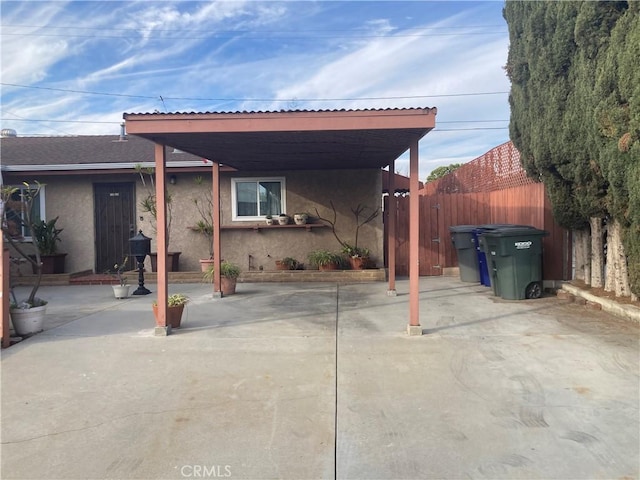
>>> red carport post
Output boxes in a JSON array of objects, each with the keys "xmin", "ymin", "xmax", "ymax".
[
  {"xmin": 407, "ymin": 139, "xmax": 422, "ymax": 335},
  {"xmin": 387, "ymin": 160, "xmax": 397, "ymax": 296},
  {"xmin": 212, "ymin": 161, "xmax": 222, "ymax": 296},
  {"xmin": 154, "ymin": 143, "xmax": 170, "ymax": 336}
]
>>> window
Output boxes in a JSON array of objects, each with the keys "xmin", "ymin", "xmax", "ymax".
[
  {"xmin": 1, "ymin": 185, "xmax": 45, "ymax": 239},
  {"xmin": 231, "ymin": 177, "xmax": 285, "ymax": 220}
]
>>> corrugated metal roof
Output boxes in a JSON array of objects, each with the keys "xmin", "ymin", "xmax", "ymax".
[{"xmin": 122, "ymin": 106, "xmax": 437, "ymax": 116}]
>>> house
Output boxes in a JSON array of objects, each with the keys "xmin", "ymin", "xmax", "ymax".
[{"xmin": 1, "ymin": 108, "xmax": 435, "ymax": 280}]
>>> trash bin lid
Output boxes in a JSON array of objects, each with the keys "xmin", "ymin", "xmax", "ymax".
[
  {"xmin": 449, "ymin": 225, "xmax": 478, "ymax": 233},
  {"xmin": 482, "ymin": 226, "xmax": 548, "ymax": 237}
]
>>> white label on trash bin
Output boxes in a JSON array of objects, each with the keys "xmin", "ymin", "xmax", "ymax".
[{"xmin": 515, "ymin": 241, "xmax": 532, "ymax": 249}]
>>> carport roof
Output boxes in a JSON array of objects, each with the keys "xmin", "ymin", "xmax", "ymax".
[{"xmin": 123, "ymin": 107, "xmax": 437, "ymax": 171}]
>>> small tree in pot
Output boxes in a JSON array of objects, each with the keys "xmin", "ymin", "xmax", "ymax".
[
  {"xmin": 1, "ymin": 182, "xmax": 48, "ymax": 335},
  {"xmin": 189, "ymin": 176, "xmax": 215, "ymax": 270}
]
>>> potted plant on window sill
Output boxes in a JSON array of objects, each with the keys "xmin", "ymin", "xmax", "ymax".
[
  {"xmin": 277, "ymin": 213, "xmax": 290, "ymax": 225},
  {"xmin": 152, "ymin": 293, "xmax": 189, "ymax": 328},
  {"xmin": 1, "ymin": 182, "xmax": 48, "ymax": 336},
  {"xmin": 203, "ymin": 260, "xmax": 241, "ymax": 295},
  {"xmin": 293, "ymin": 213, "xmax": 309, "ymax": 225}
]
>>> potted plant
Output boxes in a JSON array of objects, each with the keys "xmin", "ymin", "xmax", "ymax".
[
  {"xmin": 293, "ymin": 213, "xmax": 309, "ymax": 225},
  {"xmin": 109, "ymin": 256, "xmax": 131, "ymax": 299},
  {"xmin": 135, "ymin": 164, "xmax": 181, "ymax": 272},
  {"xmin": 342, "ymin": 245, "xmax": 370, "ymax": 270},
  {"xmin": 189, "ymin": 176, "xmax": 215, "ymax": 271},
  {"xmin": 275, "ymin": 257, "xmax": 299, "ymax": 270},
  {"xmin": 152, "ymin": 293, "xmax": 189, "ymax": 328},
  {"xmin": 307, "ymin": 249, "xmax": 342, "ymax": 271},
  {"xmin": 277, "ymin": 213, "xmax": 290, "ymax": 225},
  {"xmin": 1, "ymin": 182, "xmax": 48, "ymax": 336},
  {"xmin": 203, "ymin": 260, "xmax": 241, "ymax": 295},
  {"xmin": 31, "ymin": 217, "xmax": 67, "ymax": 274},
  {"xmin": 265, "ymin": 215, "xmax": 275, "ymax": 226}
]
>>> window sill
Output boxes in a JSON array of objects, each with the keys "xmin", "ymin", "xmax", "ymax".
[{"xmin": 220, "ymin": 223, "xmax": 327, "ymax": 232}]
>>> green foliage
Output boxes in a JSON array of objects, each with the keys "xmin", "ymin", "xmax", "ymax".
[
  {"xmin": 426, "ymin": 163, "xmax": 463, "ymax": 182},
  {"xmin": 32, "ymin": 217, "xmax": 63, "ymax": 255},
  {"xmin": 341, "ymin": 245, "xmax": 370, "ymax": 258},
  {"xmin": 505, "ymin": 0, "xmax": 639, "ymax": 296},
  {"xmin": 203, "ymin": 260, "xmax": 241, "ymax": 281},
  {"xmin": 307, "ymin": 249, "xmax": 341, "ymax": 267},
  {"xmin": 281, "ymin": 257, "xmax": 299, "ymax": 269},
  {"xmin": 153, "ymin": 293, "xmax": 189, "ymax": 307}
]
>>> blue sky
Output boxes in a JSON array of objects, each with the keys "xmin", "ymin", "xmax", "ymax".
[{"xmin": 0, "ymin": 1, "xmax": 511, "ymax": 179}]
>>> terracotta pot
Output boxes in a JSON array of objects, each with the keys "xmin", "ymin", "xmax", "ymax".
[
  {"xmin": 319, "ymin": 261, "xmax": 338, "ymax": 271},
  {"xmin": 199, "ymin": 258, "xmax": 215, "ymax": 272},
  {"xmin": 152, "ymin": 303, "xmax": 185, "ymax": 328},
  {"xmin": 349, "ymin": 256, "xmax": 367, "ymax": 270},
  {"xmin": 221, "ymin": 276, "xmax": 237, "ymax": 295}
]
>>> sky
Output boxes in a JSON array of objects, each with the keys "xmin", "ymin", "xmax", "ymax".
[{"xmin": 0, "ymin": 0, "xmax": 512, "ymax": 180}]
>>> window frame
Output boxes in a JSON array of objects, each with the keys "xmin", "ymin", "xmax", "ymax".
[
  {"xmin": 2, "ymin": 184, "xmax": 46, "ymax": 241},
  {"xmin": 230, "ymin": 177, "xmax": 286, "ymax": 221}
]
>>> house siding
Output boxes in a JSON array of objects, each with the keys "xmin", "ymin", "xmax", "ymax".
[
  {"xmin": 6, "ymin": 168, "xmax": 382, "ymax": 275},
  {"xmin": 162, "ymin": 169, "xmax": 383, "ymax": 272}
]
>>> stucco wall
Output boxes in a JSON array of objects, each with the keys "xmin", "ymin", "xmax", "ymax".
[
  {"xmin": 160, "ymin": 169, "xmax": 383, "ymax": 271},
  {"xmin": 6, "ymin": 168, "xmax": 382, "ymax": 274}
]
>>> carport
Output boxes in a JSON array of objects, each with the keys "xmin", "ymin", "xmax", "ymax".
[{"xmin": 122, "ymin": 107, "xmax": 437, "ymax": 335}]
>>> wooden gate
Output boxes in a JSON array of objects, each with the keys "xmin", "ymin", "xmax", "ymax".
[{"xmin": 94, "ymin": 183, "xmax": 136, "ymax": 273}]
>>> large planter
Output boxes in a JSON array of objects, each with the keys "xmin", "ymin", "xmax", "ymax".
[
  {"xmin": 348, "ymin": 256, "xmax": 367, "ymax": 270},
  {"xmin": 221, "ymin": 276, "xmax": 237, "ymax": 295},
  {"xmin": 319, "ymin": 261, "xmax": 339, "ymax": 271},
  {"xmin": 149, "ymin": 252, "xmax": 181, "ymax": 272},
  {"xmin": 199, "ymin": 258, "xmax": 215, "ymax": 272},
  {"xmin": 112, "ymin": 285, "xmax": 130, "ymax": 299},
  {"xmin": 10, "ymin": 305, "xmax": 47, "ymax": 336},
  {"xmin": 31, "ymin": 253, "xmax": 67, "ymax": 274},
  {"xmin": 152, "ymin": 304, "xmax": 185, "ymax": 328}
]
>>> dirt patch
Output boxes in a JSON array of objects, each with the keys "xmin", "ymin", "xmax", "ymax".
[{"xmin": 569, "ymin": 280, "xmax": 640, "ymax": 308}]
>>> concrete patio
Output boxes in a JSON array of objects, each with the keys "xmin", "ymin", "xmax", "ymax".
[{"xmin": 1, "ymin": 277, "xmax": 638, "ymax": 479}]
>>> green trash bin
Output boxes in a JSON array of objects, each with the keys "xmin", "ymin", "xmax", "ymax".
[
  {"xmin": 449, "ymin": 225, "xmax": 480, "ymax": 283},
  {"xmin": 481, "ymin": 227, "xmax": 548, "ymax": 300}
]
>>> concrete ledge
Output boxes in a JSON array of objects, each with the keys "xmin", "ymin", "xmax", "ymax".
[
  {"xmin": 241, "ymin": 268, "xmax": 386, "ymax": 283},
  {"xmin": 561, "ymin": 283, "xmax": 640, "ymax": 323}
]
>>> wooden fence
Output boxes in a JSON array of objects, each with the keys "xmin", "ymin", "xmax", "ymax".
[{"xmin": 385, "ymin": 142, "xmax": 571, "ymax": 281}]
